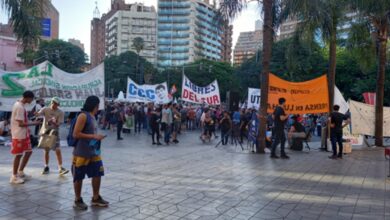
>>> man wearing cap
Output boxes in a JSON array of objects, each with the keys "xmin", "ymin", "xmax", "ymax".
[{"xmin": 36, "ymin": 97, "xmax": 69, "ymax": 175}]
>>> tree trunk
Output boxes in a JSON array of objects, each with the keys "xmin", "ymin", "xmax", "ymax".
[
  {"xmin": 256, "ymin": 0, "xmax": 273, "ymax": 154},
  {"xmin": 328, "ymin": 28, "xmax": 337, "ymax": 113},
  {"xmin": 374, "ymin": 24, "xmax": 387, "ymax": 147}
]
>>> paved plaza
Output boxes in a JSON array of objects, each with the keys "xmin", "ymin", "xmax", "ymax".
[{"xmin": 0, "ymin": 130, "xmax": 389, "ymax": 220}]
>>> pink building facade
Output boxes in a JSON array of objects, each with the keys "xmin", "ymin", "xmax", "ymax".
[{"xmin": 0, "ymin": 36, "xmax": 26, "ymax": 71}]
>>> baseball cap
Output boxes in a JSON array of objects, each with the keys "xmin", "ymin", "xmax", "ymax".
[{"xmin": 51, "ymin": 97, "xmax": 60, "ymax": 105}]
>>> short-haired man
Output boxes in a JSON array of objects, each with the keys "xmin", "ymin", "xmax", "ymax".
[
  {"xmin": 36, "ymin": 97, "xmax": 69, "ymax": 175},
  {"xmin": 271, "ymin": 97, "xmax": 289, "ymax": 159},
  {"xmin": 10, "ymin": 91, "xmax": 41, "ymax": 184},
  {"xmin": 328, "ymin": 105, "xmax": 349, "ymax": 159}
]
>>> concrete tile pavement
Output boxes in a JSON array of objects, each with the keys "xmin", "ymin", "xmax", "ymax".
[{"xmin": 0, "ymin": 129, "xmax": 389, "ymax": 220}]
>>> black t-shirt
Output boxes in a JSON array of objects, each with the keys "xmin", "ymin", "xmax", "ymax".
[
  {"xmin": 273, "ymin": 106, "xmax": 286, "ymax": 131},
  {"xmin": 292, "ymin": 121, "xmax": 305, "ymax": 133},
  {"xmin": 330, "ymin": 112, "xmax": 347, "ymax": 134}
]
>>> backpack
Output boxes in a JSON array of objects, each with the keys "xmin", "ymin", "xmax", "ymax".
[{"xmin": 67, "ymin": 112, "xmax": 92, "ymax": 147}]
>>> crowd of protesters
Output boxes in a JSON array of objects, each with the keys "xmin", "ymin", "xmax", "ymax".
[{"xmin": 0, "ymin": 92, "xmax": 350, "ymax": 211}]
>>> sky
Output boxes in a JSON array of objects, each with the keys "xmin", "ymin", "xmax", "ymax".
[{"xmin": 1, "ymin": 0, "xmax": 262, "ymax": 61}]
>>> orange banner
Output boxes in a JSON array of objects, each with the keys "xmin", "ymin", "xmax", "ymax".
[{"xmin": 268, "ymin": 74, "xmax": 329, "ymax": 114}]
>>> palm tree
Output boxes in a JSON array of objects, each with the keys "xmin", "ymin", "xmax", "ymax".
[
  {"xmin": 349, "ymin": 0, "xmax": 390, "ymax": 147},
  {"xmin": 1, "ymin": 0, "xmax": 45, "ymax": 52},
  {"xmin": 280, "ymin": 0, "xmax": 349, "ymax": 112},
  {"xmin": 218, "ymin": 0, "xmax": 278, "ymax": 153},
  {"xmin": 132, "ymin": 37, "xmax": 145, "ymax": 83}
]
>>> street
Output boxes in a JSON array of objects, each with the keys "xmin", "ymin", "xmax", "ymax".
[{"xmin": 0, "ymin": 129, "xmax": 389, "ymax": 220}]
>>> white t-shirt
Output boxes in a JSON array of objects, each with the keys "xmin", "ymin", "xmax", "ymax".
[{"xmin": 11, "ymin": 101, "xmax": 28, "ymax": 139}]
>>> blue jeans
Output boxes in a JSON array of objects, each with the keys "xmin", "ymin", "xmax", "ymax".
[{"xmin": 331, "ymin": 132, "xmax": 343, "ymax": 156}]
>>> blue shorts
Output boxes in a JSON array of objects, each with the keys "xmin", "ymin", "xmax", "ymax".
[{"xmin": 72, "ymin": 156, "xmax": 104, "ymax": 182}]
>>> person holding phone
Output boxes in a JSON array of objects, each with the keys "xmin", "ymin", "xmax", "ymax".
[{"xmin": 72, "ymin": 96, "xmax": 109, "ymax": 210}]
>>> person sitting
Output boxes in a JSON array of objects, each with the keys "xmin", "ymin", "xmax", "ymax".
[{"xmin": 288, "ymin": 115, "xmax": 306, "ymax": 150}]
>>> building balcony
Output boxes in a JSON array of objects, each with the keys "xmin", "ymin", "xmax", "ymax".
[
  {"xmin": 158, "ymin": 17, "xmax": 190, "ymax": 23},
  {"xmin": 158, "ymin": 24, "xmax": 190, "ymax": 31},
  {"xmin": 158, "ymin": 39, "xmax": 189, "ymax": 46},
  {"xmin": 158, "ymin": 32, "xmax": 190, "ymax": 38},
  {"xmin": 196, "ymin": 5, "xmax": 215, "ymax": 17},
  {"xmin": 158, "ymin": 1, "xmax": 191, "ymax": 8},
  {"xmin": 158, "ymin": 47, "xmax": 189, "ymax": 53},
  {"xmin": 159, "ymin": 9, "xmax": 190, "ymax": 15},
  {"xmin": 158, "ymin": 54, "xmax": 189, "ymax": 60}
]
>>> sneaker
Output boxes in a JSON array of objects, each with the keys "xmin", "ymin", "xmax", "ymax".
[
  {"xmin": 10, "ymin": 176, "xmax": 25, "ymax": 184},
  {"xmin": 59, "ymin": 167, "xmax": 69, "ymax": 176},
  {"xmin": 117, "ymin": 138, "xmax": 123, "ymax": 140},
  {"xmin": 18, "ymin": 171, "xmax": 32, "ymax": 180},
  {"xmin": 73, "ymin": 198, "xmax": 88, "ymax": 210},
  {"xmin": 42, "ymin": 166, "xmax": 50, "ymax": 175},
  {"xmin": 152, "ymin": 142, "xmax": 156, "ymax": 145},
  {"xmin": 337, "ymin": 155, "xmax": 343, "ymax": 159},
  {"xmin": 173, "ymin": 139, "xmax": 179, "ymax": 144},
  {"xmin": 270, "ymin": 155, "xmax": 280, "ymax": 159},
  {"xmin": 91, "ymin": 196, "xmax": 109, "ymax": 207},
  {"xmin": 281, "ymin": 155, "xmax": 290, "ymax": 159},
  {"xmin": 157, "ymin": 142, "xmax": 162, "ymax": 145},
  {"xmin": 329, "ymin": 155, "xmax": 338, "ymax": 160}
]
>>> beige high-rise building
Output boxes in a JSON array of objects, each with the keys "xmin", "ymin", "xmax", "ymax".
[
  {"xmin": 233, "ymin": 30, "xmax": 263, "ymax": 66},
  {"xmin": 105, "ymin": 3, "xmax": 157, "ymax": 65},
  {"xmin": 278, "ymin": 17, "xmax": 301, "ymax": 40},
  {"xmin": 90, "ymin": 0, "xmax": 130, "ymax": 68},
  {"xmin": 68, "ymin": 38, "xmax": 85, "ymax": 52}
]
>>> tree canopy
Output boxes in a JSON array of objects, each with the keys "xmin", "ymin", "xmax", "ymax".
[{"xmin": 35, "ymin": 39, "xmax": 87, "ymax": 73}]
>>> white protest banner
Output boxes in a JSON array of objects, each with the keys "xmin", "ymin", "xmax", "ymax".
[
  {"xmin": 247, "ymin": 88, "xmax": 261, "ymax": 109},
  {"xmin": 181, "ymin": 75, "xmax": 220, "ymax": 105},
  {"xmin": 349, "ymin": 100, "xmax": 390, "ymax": 136},
  {"xmin": 334, "ymin": 86, "xmax": 349, "ymax": 114},
  {"xmin": 126, "ymin": 78, "xmax": 170, "ymax": 104},
  {"xmin": 343, "ymin": 126, "xmax": 364, "ymax": 146},
  {"xmin": 0, "ymin": 61, "xmax": 104, "ymax": 112}
]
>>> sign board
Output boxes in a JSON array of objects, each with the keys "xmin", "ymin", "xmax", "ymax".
[
  {"xmin": 181, "ymin": 75, "xmax": 221, "ymax": 105},
  {"xmin": 0, "ymin": 61, "xmax": 105, "ymax": 112},
  {"xmin": 126, "ymin": 78, "xmax": 170, "ymax": 104},
  {"xmin": 349, "ymin": 100, "xmax": 390, "ymax": 137},
  {"xmin": 268, "ymin": 73, "xmax": 329, "ymax": 114},
  {"xmin": 41, "ymin": 18, "xmax": 51, "ymax": 37}
]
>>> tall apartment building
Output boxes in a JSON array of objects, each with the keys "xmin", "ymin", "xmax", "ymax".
[
  {"xmin": 157, "ymin": 0, "xmax": 229, "ymax": 68},
  {"xmin": 220, "ymin": 21, "xmax": 233, "ymax": 63},
  {"xmin": 90, "ymin": 0, "xmax": 130, "ymax": 68},
  {"xmin": 278, "ymin": 17, "xmax": 301, "ymax": 40},
  {"xmin": 105, "ymin": 4, "xmax": 157, "ymax": 65},
  {"xmin": 233, "ymin": 29, "xmax": 263, "ymax": 66}
]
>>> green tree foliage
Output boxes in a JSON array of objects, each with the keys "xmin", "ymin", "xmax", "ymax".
[
  {"xmin": 154, "ymin": 60, "xmax": 238, "ymax": 102},
  {"xmin": 235, "ymin": 37, "xmax": 327, "ymax": 96},
  {"xmin": 104, "ymin": 51, "xmax": 156, "ymax": 97},
  {"xmin": 35, "ymin": 39, "xmax": 87, "ymax": 73},
  {"xmin": 235, "ymin": 38, "xmax": 390, "ymax": 106}
]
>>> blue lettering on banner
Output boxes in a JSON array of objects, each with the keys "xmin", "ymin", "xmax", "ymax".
[
  {"xmin": 128, "ymin": 83, "xmax": 156, "ymax": 100},
  {"xmin": 129, "ymin": 84, "xmax": 137, "ymax": 95}
]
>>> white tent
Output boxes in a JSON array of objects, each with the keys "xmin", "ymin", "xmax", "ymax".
[{"xmin": 115, "ymin": 91, "xmax": 127, "ymax": 102}]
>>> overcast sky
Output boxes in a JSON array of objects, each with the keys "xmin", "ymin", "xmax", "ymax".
[{"xmin": 1, "ymin": 0, "xmax": 262, "ymax": 61}]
